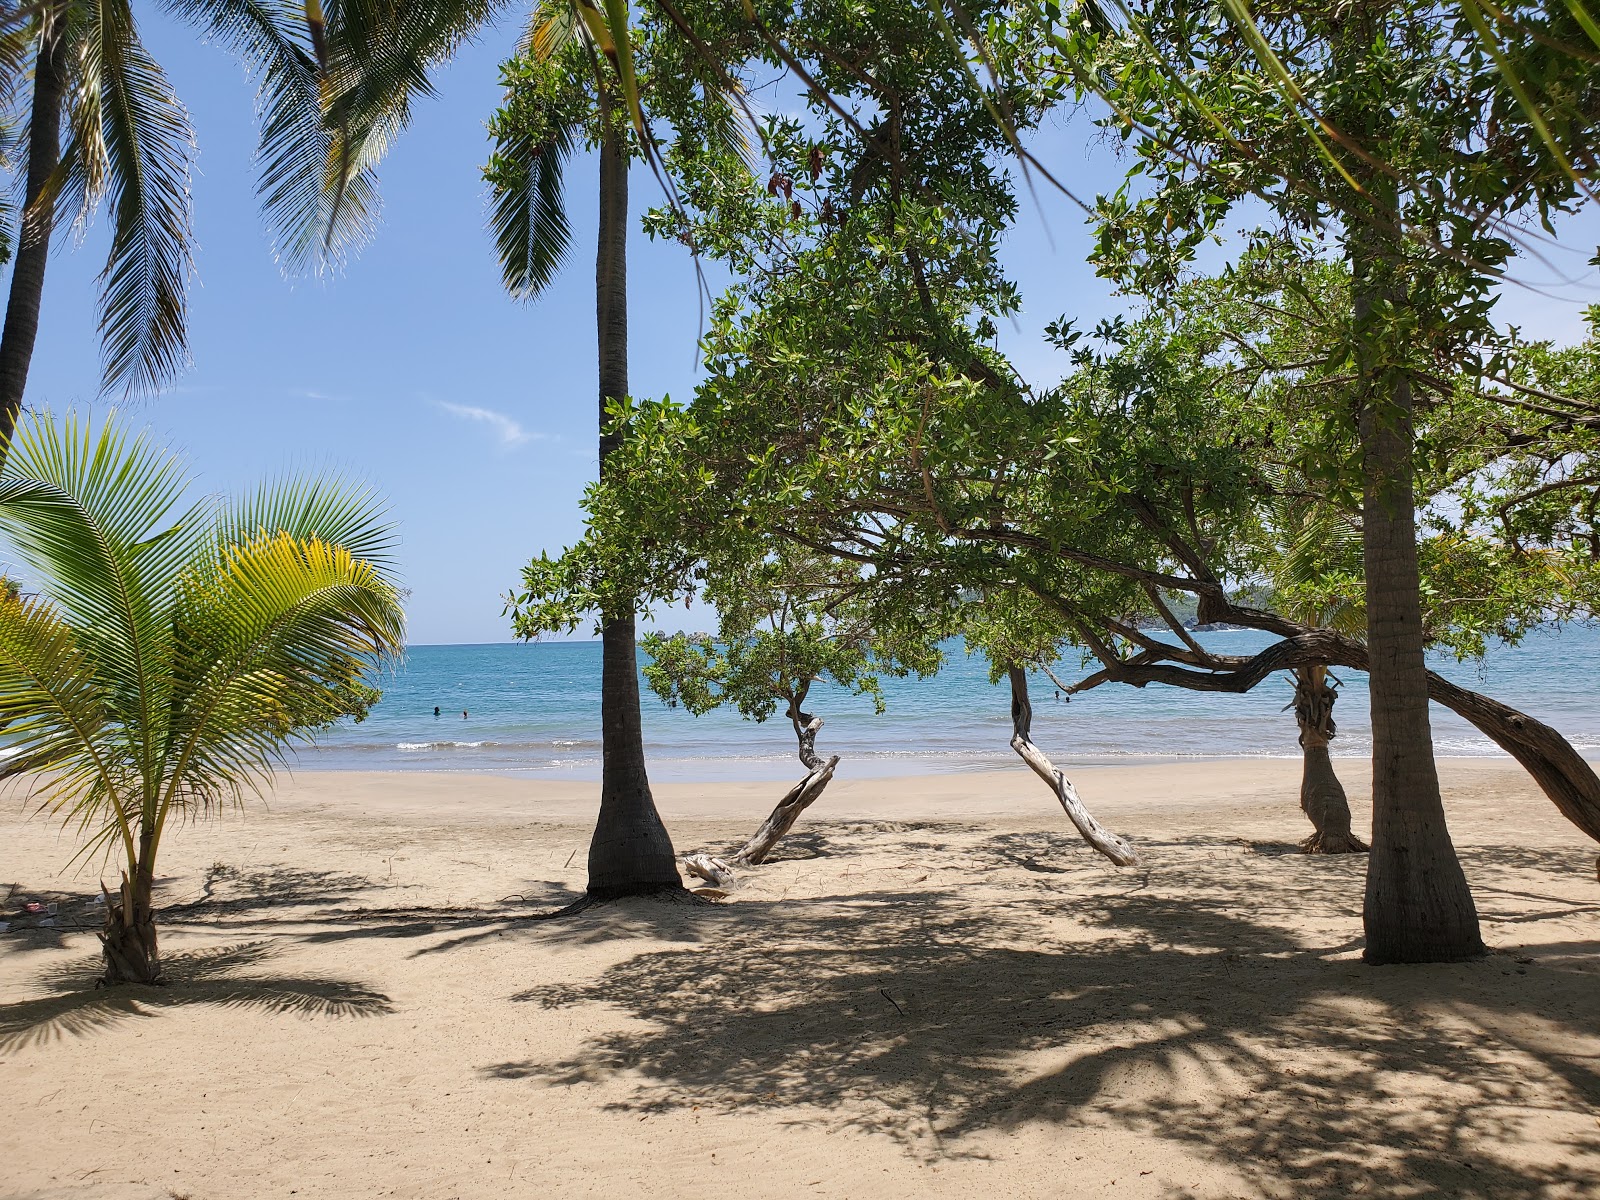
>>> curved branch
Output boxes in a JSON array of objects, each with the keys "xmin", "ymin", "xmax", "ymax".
[{"xmin": 1008, "ymin": 666, "xmax": 1139, "ymax": 866}]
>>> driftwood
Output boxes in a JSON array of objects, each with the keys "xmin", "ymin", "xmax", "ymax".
[
  {"xmin": 1008, "ymin": 666, "xmax": 1140, "ymax": 866},
  {"xmin": 681, "ymin": 700, "xmax": 840, "ymax": 889}
]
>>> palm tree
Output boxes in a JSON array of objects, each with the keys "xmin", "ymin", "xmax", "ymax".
[
  {"xmin": 0, "ymin": 1, "xmax": 483, "ymax": 455},
  {"xmin": 0, "ymin": 412, "xmax": 405, "ymax": 984},
  {"xmin": 488, "ymin": 1, "xmax": 751, "ymax": 896}
]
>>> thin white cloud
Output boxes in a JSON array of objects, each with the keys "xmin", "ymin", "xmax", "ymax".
[{"xmin": 434, "ymin": 400, "xmax": 541, "ymax": 448}]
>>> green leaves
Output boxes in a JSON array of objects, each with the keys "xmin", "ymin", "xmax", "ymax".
[
  {"xmin": 65, "ymin": 0, "xmax": 197, "ymax": 395},
  {"xmin": 0, "ymin": 411, "xmax": 404, "ymax": 877},
  {"xmin": 484, "ymin": 50, "xmax": 585, "ymax": 299}
]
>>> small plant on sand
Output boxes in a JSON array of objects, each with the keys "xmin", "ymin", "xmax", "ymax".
[{"xmin": 0, "ymin": 413, "xmax": 404, "ymax": 985}]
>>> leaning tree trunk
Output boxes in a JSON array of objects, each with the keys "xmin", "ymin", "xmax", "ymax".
[
  {"xmin": 0, "ymin": 16, "xmax": 69, "ymax": 457},
  {"xmin": 585, "ymin": 115, "xmax": 680, "ymax": 898},
  {"xmin": 1292, "ymin": 664, "xmax": 1367, "ymax": 854},
  {"xmin": 1358, "ymin": 360, "xmax": 1484, "ymax": 962},
  {"xmin": 682, "ymin": 701, "xmax": 839, "ymax": 889},
  {"xmin": 1008, "ymin": 666, "xmax": 1139, "ymax": 866},
  {"xmin": 100, "ymin": 826, "xmax": 161, "ymax": 985}
]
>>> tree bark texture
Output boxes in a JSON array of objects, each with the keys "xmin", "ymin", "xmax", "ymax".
[
  {"xmin": 100, "ymin": 823, "xmax": 162, "ymax": 985},
  {"xmin": 0, "ymin": 15, "xmax": 68, "ymax": 455},
  {"xmin": 1358, "ymin": 363, "xmax": 1484, "ymax": 963},
  {"xmin": 1008, "ymin": 667, "xmax": 1139, "ymax": 866},
  {"xmin": 1057, "ymin": 621, "xmax": 1600, "ymax": 847},
  {"xmin": 586, "ymin": 118, "xmax": 680, "ymax": 897},
  {"xmin": 1292, "ymin": 665, "xmax": 1367, "ymax": 854},
  {"xmin": 681, "ymin": 706, "xmax": 839, "ymax": 889}
]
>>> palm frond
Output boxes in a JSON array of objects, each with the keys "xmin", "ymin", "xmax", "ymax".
[
  {"xmin": 487, "ymin": 99, "xmax": 577, "ymax": 300},
  {"xmin": 80, "ymin": 0, "xmax": 196, "ymax": 395},
  {"xmin": 526, "ymin": 0, "xmax": 578, "ymax": 58},
  {"xmin": 0, "ymin": 412, "xmax": 205, "ymax": 775},
  {"xmin": 0, "ymin": 411, "xmax": 407, "ymax": 887},
  {"xmin": 219, "ymin": 473, "xmax": 398, "ymax": 578},
  {"xmin": 309, "ymin": 0, "xmax": 506, "ymax": 269},
  {"xmin": 157, "ymin": 0, "xmax": 334, "ymax": 267},
  {"xmin": 163, "ymin": 531, "xmax": 404, "ymax": 820}
]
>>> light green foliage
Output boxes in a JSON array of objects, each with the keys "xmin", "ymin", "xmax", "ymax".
[
  {"xmin": 1154, "ymin": 245, "xmax": 1600, "ymax": 659},
  {"xmin": 0, "ymin": 412, "xmax": 405, "ymax": 878},
  {"xmin": 639, "ymin": 552, "xmax": 941, "ymax": 734},
  {"xmin": 509, "ymin": 0, "xmax": 1599, "ymax": 713},
  {"xmin": 1044, "ymin": 0, "xmax": 1597, "ymax": 299}
]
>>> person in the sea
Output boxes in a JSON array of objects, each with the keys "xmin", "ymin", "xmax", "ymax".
[
  {"xmin": 434, "ymin": 706, "xmax": 440, "ymax": 718},
  {"xmin": 462, "ymin": 710, "xmax": 468, "ymax": 719}
]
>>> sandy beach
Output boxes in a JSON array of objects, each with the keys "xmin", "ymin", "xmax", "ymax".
[{"xmin": 2, "ymin": 757, "xmax": 1597, "ymax": 1199}]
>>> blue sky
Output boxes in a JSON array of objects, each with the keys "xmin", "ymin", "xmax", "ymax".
[{"xmin": 14, "ymin": 11, "xmax": 1600, "ymax": 645}]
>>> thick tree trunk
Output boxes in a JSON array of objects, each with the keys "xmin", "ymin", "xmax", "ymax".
[
  {"xmin": 1358, "ymin": 364, "xmax": 1484, "ymax": 962},
  {"xmin": 586, "ymin": 117, "xmax": 680, "ymax": 898},
  {"xmin": 1008, "ymin": 666, "xmax": 1139, "ymax": 866},
  {"xmin": 1292, "ymin": 665, "xmax": 1367, "ymax": 854},
  {"xmin": 100, "ymin": 826, "xmax": 161, "ymax": 985},
  {"xmin": 681, "ymin": 705, "xmax": 839, "ymax": 889},
  {"xmin": 0, "ymin": 15, "xmax": 68, "ymax": 456}
]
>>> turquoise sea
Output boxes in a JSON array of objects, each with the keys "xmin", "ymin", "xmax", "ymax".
[{"xmin": 301, "ymin": 628, "xmax": 1600, "ymax": 781}]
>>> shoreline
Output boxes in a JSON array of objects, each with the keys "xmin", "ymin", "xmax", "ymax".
[
  {"xmin": 275, "ymin": 745, "xmax": 1587, "ymax": 780},
  {"xmin": 5, "ymin": 755, "xmax": 1589, "ymax": 833}
]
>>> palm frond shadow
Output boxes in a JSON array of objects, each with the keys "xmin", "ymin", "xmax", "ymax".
[
  {"xmin": 0, "ymin": 941, "xmax": 392, "ymax": 1052},
  {"xmin": 483, "ymin": 874, "xmax": 1600, "ymax": 1196}
]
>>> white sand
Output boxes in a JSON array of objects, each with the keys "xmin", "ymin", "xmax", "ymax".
[{"xmin": 2, "ymin": 758, "xmax": 1597, "ymax": 1199}]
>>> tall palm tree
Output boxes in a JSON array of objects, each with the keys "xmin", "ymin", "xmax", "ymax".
[
  {"xmin": 488, "ymin": 1, "xmax": 750, "ymax": 896},
  {"xmin": 0, "ymin": 1, "xmax": 489, "ymax": 456},
  {"xmin": 488, "ymin": 26, "xmax": 678, "ymax": 896},
  {"xmin": 0, "ymin": 411, "xmax": 405, "ymax": 984}
]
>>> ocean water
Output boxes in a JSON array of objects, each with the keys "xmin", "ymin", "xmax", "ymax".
[{"xmin": 300, "ymin": 627, "xmax": 1600, "ymax": 781}]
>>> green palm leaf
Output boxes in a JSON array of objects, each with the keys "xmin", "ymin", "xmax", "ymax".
[
  {"xmin": 0, "ymin": 411, "xmax": 405, "ymax": 984},
  {"xmin": 72, "ymin": 0, "xmax": 196, "ymax": 395},
  {"xmin": 488, "ymin": 95, "xmax": 578, "ymax": 299}
]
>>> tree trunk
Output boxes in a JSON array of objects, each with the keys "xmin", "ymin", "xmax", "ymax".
[
  {"xmin": 586, "ymin": 115, "xmax": 680, "ymax": 898},
  {"xmin": 1358, "ymin": 363, "xmax": 1484, "ymax": 963},
  {"xmin": 0, "ymin": 15, "xmax": 69, "ymax": 457},
  {"xmin": 100, "ymin": 825, "xmax": 161, "ymax": 985},
  {"xmin": 1292, "ymin": 665, "xmax": 1367, "ymax": 854},
  {"xmin": 681, "ymin": 706, "xmax": 839, "ymax": 889},
  {"xmin": 1008, "ymin": 666, "xmax": 1139, "ymax": 866}
]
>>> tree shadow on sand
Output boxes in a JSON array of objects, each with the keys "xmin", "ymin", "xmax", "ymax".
[
  {"xmin": 481, "ymin": 846, "xmax": 1600, "ymax": 1198},
  {"xmin": 0, "ymin": 941, "xmax": 393, "ymax": 1052}
]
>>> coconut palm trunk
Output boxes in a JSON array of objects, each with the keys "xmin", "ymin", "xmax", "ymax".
[
  {"xmin": 1291, "ymin": 664, "xmax": 1366, "ymax": 854},
  {"xmin": 101, "ymin": 822, "xmax": 162, "ymax": 985},
  {"xmin": 586, "ymin": 115, "xmax": 680, "ymax": 896},
  {"xmin": 1357, "ymin": 362, "xmax": 1483, "ymax": 962},
  {"xmin": 0, "ymin": 15, "xmax": 68, "ymax": 454}
]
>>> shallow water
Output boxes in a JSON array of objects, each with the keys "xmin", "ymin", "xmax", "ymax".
[{"xmin": 298, "ymin": 627, "xmax": 1600, "ymax": 781}]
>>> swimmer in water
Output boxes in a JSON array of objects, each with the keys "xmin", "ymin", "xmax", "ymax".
[
  {"xmin": 462, "ymin": 710, "xmax": 468, "ymax": 719},
  {"xmin": 434, "ymin": 706, "xmax": 440, "ymax": 717}
]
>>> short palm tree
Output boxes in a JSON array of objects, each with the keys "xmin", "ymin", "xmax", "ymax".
[{"xmin": 0, "ymin": 412, "xmax": 405, "ymax": 984}]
